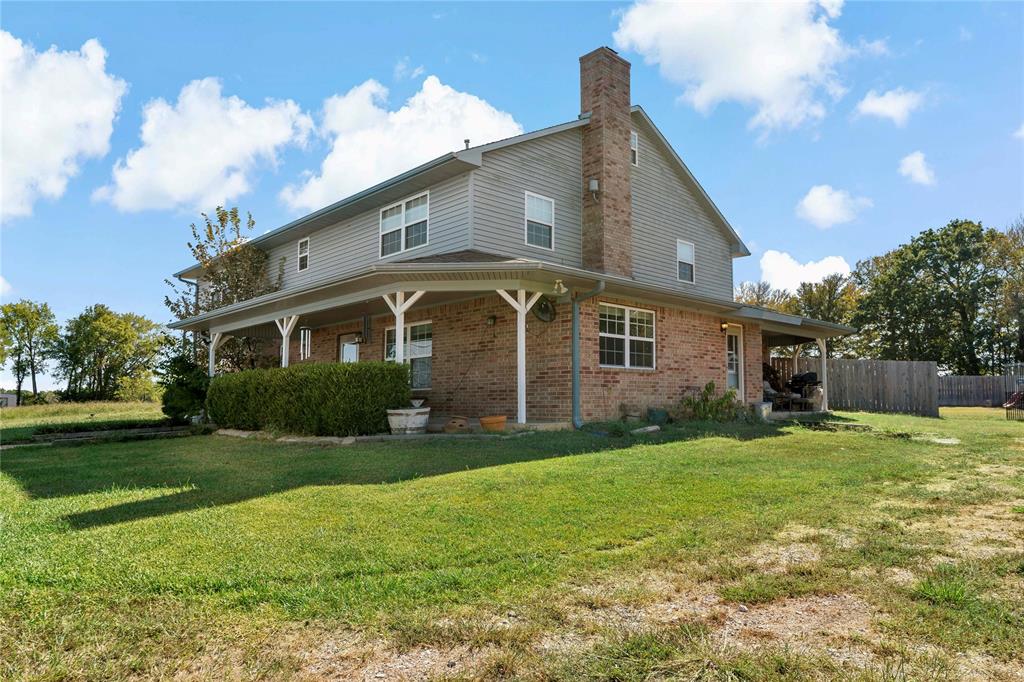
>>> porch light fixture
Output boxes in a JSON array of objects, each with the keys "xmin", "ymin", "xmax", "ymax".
[
  {"xmin": 552, "ymin": 279, "xmax": 568, "ymax": 296},
  {"xmin": 720, "ymin": 321, "xmax": 729, "ymax": 334},
  {"xmin": 486, "ymin": 315, "xmax": 497, "ymax": 326}
]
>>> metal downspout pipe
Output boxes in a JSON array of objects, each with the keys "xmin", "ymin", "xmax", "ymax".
[{"xmin": 572, "ymin": 281, "xmax": 606, "ymax": 429}]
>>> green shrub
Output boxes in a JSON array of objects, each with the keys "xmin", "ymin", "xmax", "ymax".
[
  {"xmin": 206, "ymin": 362, "xmax": 411, "ymax": 436},
  {"xmin": 159, "ymin": 350, "xmax": 210, "ymax": 424},
  {"xmin": 679, "ymin": 381, "xmax": 742, "ymax": 421}
]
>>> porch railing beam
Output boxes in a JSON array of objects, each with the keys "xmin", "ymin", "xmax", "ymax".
[
  {"xmin": 497, "ymin": 288, "xmax": 543, "ymax": 424},
  {"xmin": 208, "ymin": 331, "xmax": 228, "ymax": 377},
  {"xmin": 274, "ymin": 315, "xmax": 299, "ymax": 367},
  {"xmin": 816, "ymin": 338, "xmax": 829, "ymax": 411},
  {"xmin": 382, "ymin": 290, "xmax": 425, "ymax": 366}
]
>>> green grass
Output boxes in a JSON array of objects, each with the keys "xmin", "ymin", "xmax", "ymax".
[
  {"xmin": 0, "ymin": 401, "xmax": 165, "ymax": 442},
  {"xmin": 0, "ymin": 407, "xmax": 1022, "ymax": 679}
]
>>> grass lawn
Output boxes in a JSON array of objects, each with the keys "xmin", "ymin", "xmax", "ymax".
[
  {"xmin": 1, "ymin": 407, "xmax": 1022, "ymax": 680},
  {"xmin": 0, "ymin": 401, "xmax": 165, "ymax": 443}
]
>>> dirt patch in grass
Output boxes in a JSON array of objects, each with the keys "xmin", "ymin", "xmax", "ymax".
[{"xmin": 911, "ymin": 500, "xmax": 1024, "ymax": 559}]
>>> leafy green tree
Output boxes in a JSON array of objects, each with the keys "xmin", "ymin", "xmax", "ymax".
[
  {"xmin": 158, "ymin": 343, "xmax": 210, "ymax": 423},
  {"xmin": 0, "ymin": 300, "xmax": 59, "ymax": 404},
  {"xmin": 51, "ymin": 304, "xmax": 168, "ymax": 400},
  {"xmin": 853, "ymin": 219, "xmax": 1005, "ymax": 374},
  {"xmin": 164, "ymin": 207, "xmax": 284, "ymax": 371},
  {"xmin": 115, "ymin": 372, "xmax": 164, "ymax": 402},
  {"xmin": 734, "ymin": 281, "xmax": 797, "ymax": 313},
  {"xmin": 995, "ymin": 215, "xmax": 1024, "ymax": 362},
  {"xmin": 793, "ymin": 274, "xmax": 860, "ymax": 357}
]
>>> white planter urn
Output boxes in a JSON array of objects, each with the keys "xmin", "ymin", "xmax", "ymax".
[{"xmin": 386, "ymin": 406, "xmax": 431, "ymax": 434}]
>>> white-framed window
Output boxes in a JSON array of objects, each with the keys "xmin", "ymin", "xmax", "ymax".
[
  {"xmin": 299, "ymin": 327, "xmax": 312, "ymax": 360},
  {"xmin": 676, "ymin": 239, "xmax": 695, "ymax": 283},
  {"xmin": 385, "ymin": 321, "xmax": 432, "ymax": 389},
  {"xmin": 524, "ymin": 192, "xmax": 554, "ymax": 250},
  {"xmin": 297, "ymin": 238, "xmax": 310, "ymax": 272},
  {"xmin": 598, "ymin": 303, "xmax": 655, "ymax": 369},
  {"xmin": 630, "ymin": 130, "xmax": 639, "ymax": 166},
  {"xmin": 380, "ymin": 191, "xmax": 429, "ymax": 257}
]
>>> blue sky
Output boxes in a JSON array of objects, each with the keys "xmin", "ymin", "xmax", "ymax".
[{"xmin": 2, "ymin": 1, "xmax": 1022, "ymax": 389}]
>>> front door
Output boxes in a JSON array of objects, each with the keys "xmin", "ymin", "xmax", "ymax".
[{"xmin": 726, "ymin": 326, "xmax": 744, "ymax": 398}]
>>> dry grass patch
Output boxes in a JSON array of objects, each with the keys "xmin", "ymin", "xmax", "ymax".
[{"xmin": 910, "ymin": 500, "xmax": 1024, "ymax": 560}]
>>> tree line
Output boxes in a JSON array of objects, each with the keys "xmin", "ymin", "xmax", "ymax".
[
  {"xmin": 737, "ymin": 218, "xmax": 1023, "ymax": 375},
  {"xmin": 0, "ymin": 302, "xmax": 165, "ymax": 405}
]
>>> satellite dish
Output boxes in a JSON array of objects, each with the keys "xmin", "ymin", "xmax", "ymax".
[{"xmin": 532, "ymin": 296, "xmax": 557, "ymax": 323}]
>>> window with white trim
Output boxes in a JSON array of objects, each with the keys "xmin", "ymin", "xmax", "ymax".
[
  {"xmin": 380, "ymin": 192, "xmax": 429, "ymax": 257},
  {"xmin": 599, "ymin": 303, "xmax": 655, "ymax": 369},
  {"xmin": 676, "ymin": 240, "xmax": 695, "ymax": 283},
  {"xmin": 297, "ymin": 238, "xmax": 309, "ymax": 271},
  {"xmin": 630, "ymin": 131, "xmax": 639, "ymax": 166},
  {"xmin": 299, "ymin": 327, "xmax": 312, "ymax": 360},
  {"xmin": 525, "ymin": 192, "xmax": 554, "ymax": 249},
  {"xmin": 385, "ymin": 321, "xmax": 432, "ymax": 389}
]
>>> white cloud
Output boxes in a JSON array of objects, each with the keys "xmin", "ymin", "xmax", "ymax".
[
  {"xmin": 898, "ymin": 150, "xmax": 935, "ymax": 186},
  {"xmin": 281, "ymin": 76, "xmax": 522, "ymax": 213},
  {"xmin": 796, "ymin": 184, "xmax": 872, "ymax": 229},
  {"xmin": 1014, "ymin": 123, "xmax": 1024, "ymax": 140},
  {"xmin": 855, "ymin": 87, "xmax": 923, "ymax": 126},
  {"xmin": 613, "ymin": 0, "xmax": 849, "ymax": 133},
  {"xmin": 393, "ymin": 57, "xmax": 425, "ymax": 80},
  {"xmin": 0, "ymin": 275, "xmax": 11, "ymax": 297},
  {"xmin": 0, "ymin": 31, "xmax": 126, "ymax": 221},
  {"xmin": 760, "ymin": 250, "xmax": 851, "ymax": 292},
  {"xmin": 95, "ymin": 78, "xmax": 312, "ymax": 212},
  {"xmin": 857, "ymin": 37, "xmax": 890, "ymax": 57}
]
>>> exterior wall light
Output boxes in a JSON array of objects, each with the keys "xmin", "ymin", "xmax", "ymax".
[
  {"xmin": 721, "ymin": 321, "xmax": 730, "ymax": 333},
  {"xmin": 486, "ymin": 315, "xmax": 498, "ymax": 326},
  {"xmin": 552, "ymin": 279, "xmax": 568, "ymax": 295}
]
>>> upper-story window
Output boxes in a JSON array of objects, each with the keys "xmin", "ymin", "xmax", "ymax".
[
  {"xmin": 630, "ymin": 131, "xmax": 639, "ymax": 166},
  {"xmin": 297, "ymin": 238, "xmax": 310, "ymax": 272},
  {"xmin": 676, "ymin": 239, "xmax": 695, "ymax": 283},
  {"xmin": 525, "ymin": 192, "xmax": 554, "ymax": 250},
  {"xmin": 380, "ymin": 192, "xmax": 429, "ymax": 257},
  {"xmin": 599, "ymin": 303, "xmax": 655, "ymax": 369}
]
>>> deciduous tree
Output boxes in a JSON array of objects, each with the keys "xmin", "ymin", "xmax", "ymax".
[
  {"xmin": 164, "ymin": 207, "xmax": 283, "ymax": 370},
  {"xmin": 0, "ymin": 300, "xmax": 59, "ymax": 404}
]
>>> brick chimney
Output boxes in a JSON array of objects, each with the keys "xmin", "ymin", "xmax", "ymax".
[{"xmin": 580, "ymin": 47, "xmax": 632, "ymax": 277}]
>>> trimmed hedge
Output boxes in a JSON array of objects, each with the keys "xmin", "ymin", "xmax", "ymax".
[{"xmin": 206, "ymin": 362, "xmax": 411, "ymax": 436}]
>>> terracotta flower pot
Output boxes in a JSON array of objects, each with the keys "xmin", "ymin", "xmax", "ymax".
[{"xmin": 479, "ymin": 415, "xmax": 507, "ymax": 432}]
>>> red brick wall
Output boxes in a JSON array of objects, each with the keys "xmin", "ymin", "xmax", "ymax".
[
  {"xmin": 576, "ymin": 297, "xmax": 761, "ymax": 420},
  {"xmin": 580, "ymin": 47, "xmax": 633, "ymax": 277},
  {"xmin": 282, "ymin": 293, "xmax": 763, "ymax": 423}
]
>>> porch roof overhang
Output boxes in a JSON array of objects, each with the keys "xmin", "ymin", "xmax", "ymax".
[{"xmin": 168, "ymin": 255, "xmax": 855, "ymax": 343}]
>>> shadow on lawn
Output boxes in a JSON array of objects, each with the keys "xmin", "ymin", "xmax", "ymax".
[{"xmin": 3, "ymin": 420, "xmax": 794, "ymax": 530}]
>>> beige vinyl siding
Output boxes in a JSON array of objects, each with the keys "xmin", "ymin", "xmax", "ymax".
[
  {"xmin": 266, "ymin": 173, "xmax": 471, "ymax": 290},
  {"xmin": 630, "ymin": 120, "xmax": 735, "ymax": 301},
  {"xmin": 471, "ymin": 129, "xmax": 583, "ymax": 266}
]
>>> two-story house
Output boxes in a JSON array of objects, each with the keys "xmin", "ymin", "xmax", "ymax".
[{"xmin": 169, "ymin": 47, "xmax": 852, "ymax": 426}]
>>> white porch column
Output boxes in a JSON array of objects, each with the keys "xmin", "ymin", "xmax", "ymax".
[
  {"xmin": 208, "ymin": 332, "xmax": 227, "ymax": 377},
  {"xmin": 275, "ymin": 315, "xmax": 300, "ymax": 367},
  {"xmin": 816, "ymin": 337, "xmax": 829, "ymax": 411},
  {"xmin": 497, "ymin": 288, "xmax": 543, "ymax": 424},
  {"xmin": 382, "ymin": 290, "xmax": 426, "ymax": 367}
]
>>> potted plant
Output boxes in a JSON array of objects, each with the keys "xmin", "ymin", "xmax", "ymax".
[
  {"xmin": 479, "ymin": 415, "xmax": 507, "ymax": 432},
  {"xmin": 387, "ymin": 401, "xmax": 431, "ymax": 434}
]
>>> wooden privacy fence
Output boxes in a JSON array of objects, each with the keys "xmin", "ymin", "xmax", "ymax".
[
  {"xmin": 938, "ymin": 375, "xmax": 1008, "ymax": 407},
  {"xmin": 769, "ymin": 357, "xmax": 939, "ymax": 417}
]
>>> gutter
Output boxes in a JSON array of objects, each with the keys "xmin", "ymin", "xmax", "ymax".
[{"xmin": 572, "ymin": 281, "xmax": 605, "ymax": 429}]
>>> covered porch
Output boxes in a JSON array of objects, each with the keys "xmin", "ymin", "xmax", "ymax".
[{"xmin": 181, "ymin": 257, "xmax": 599, "ymax": 426}]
